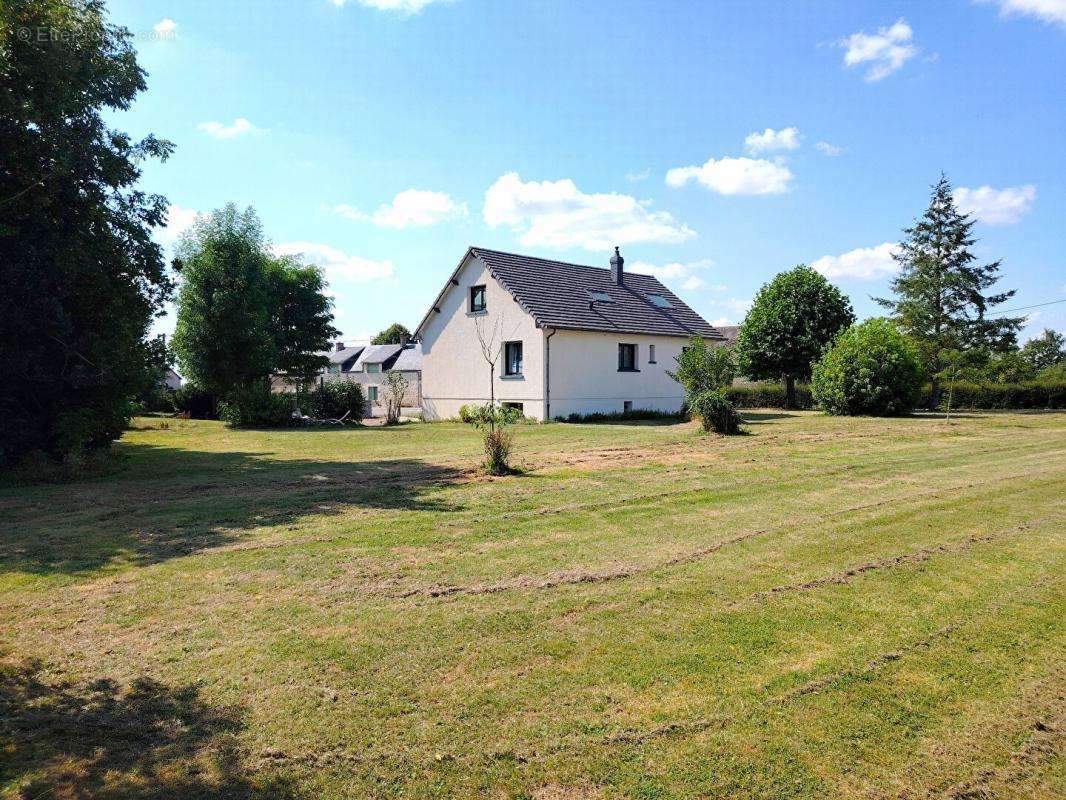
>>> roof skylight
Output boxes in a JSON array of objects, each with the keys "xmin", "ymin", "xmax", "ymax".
[
  {"xmin": 646, "ymin": 293, "xmax": 673, "ymax": 309},
  {"xmin": 587, "ymin": 290, "xmax": 614, "ymax": 303}
]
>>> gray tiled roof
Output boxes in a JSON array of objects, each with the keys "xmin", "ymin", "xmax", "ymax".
[
  {"xmin": 391, "ymin": 343, "xmax": 422, "ymax": 371},
  {"xmin": 328, "ymin": 345, "xmax": 365, "ymax": 366},
  {"xmin": 469, "ymin": 247, "xmax": 723, "ymax": 340},
  {"xmin": 354, "ymin": 344, "xmax": 403, "ymax": 369}
]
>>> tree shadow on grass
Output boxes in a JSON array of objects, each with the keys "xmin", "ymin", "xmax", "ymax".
[
  {"xmin": 0, "ymin": 444, "xmax": 468, "ymax": 576},
  {"xmin": 0, "ymin": 651, "xmax": 303, "ymax": 799},
  {"xmin": 739, "ymin": 412, "xmax": 799, "ymax": 423}
]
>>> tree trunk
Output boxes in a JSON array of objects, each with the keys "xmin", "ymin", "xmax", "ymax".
[
  {"xmin": 784, "ymin": 375, "xmax": 796, "ymax": 410},
  {"xmin": 928, "ymin": 375, "xmax": 941, "ymax": 411}
]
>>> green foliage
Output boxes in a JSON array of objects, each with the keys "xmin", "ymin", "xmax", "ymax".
[
  {"xmin": 1037, "ymin": 362, "xmax": 1066, "ymax": 382},
  {"xmin": 218, "ymin": 384, "xmax": 294, "ymax": 428},
  {"xmin": 461, "ymin": 403, "xmax": 521, "ymax": 474},
  {"xmin": 556, "ymin": 409, "xmax": 684, "ymax": 423},
  {"xmin": 689, "ymin": 390, "xmax": 743, "ymax": 434},
  {"xmin": 172, "ymin": 206, "xmax": 337, "ymax": 400},
  {"xmin": 932, "ymin": 381, "xmax": 1066, "ymax": 410},
  {"xmin": 1021, "ymin": 329, "xmax": 1065, "ymax": 373},
  {"xmin": 302, "ymin": 381, "xmax": 364, "ymax": 422},
  {"xmin": 876, "ymin": 175, "xmax": 1022, "ymax": 404},
  {"xmin": 669, "ymin": 336, "xmax": 735, "ymax": 395},
  {"xmin": 724, "ymin": 383, "xmax": 814, "ymax": 409},
  {"xmin": 266, "ymin": 256, "xmax": 338, "ymax": 382},
  {"xmin": 811, "ymin": 318, "xmax": 925, "ymax": 416},
  {"xmin": 372, "ymin": 323, "xmax": 412, "ymax": 345},
  {"xmin": 172, "ymin": 384, "xmax": 215, "ymax": 419},
  {"xmin": 735, "ymin": 266, "xmax": 854, "ymax": 406},
  {"xmin": 0, "ymin": 0, "xmax": 174, "ymax": 468}
]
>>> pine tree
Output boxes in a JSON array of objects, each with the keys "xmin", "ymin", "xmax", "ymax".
[{"xmin": 876, "ymin": 175, "xmax": 1022, "ymax": 408}]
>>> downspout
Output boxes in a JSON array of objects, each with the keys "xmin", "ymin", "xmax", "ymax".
[{"xmin": 544, "ymin": 327, "xmax": 556, "ymax": 421}]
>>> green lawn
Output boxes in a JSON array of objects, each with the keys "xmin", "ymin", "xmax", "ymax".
[{"xmin": 1, "ymin": 411, "xmax": 1063, "ymax": 799}]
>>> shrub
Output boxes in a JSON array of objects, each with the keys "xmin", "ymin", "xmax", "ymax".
[
  {"xmin": 556, "ymin": 408, "xmax": 684, "ymax": 423},
  {"xmin": 931, "ymin": 381, "xmax": 1066, "ymax": 410},
  {"xmin": 303, "ymin": 380, "xmax": 364, "ymax": 422},
  {"xmin": 464, "ymin": 403, "xmax": 521, "ymax": 474},
  {"xmin": 669, "ymin": 336, "xmax": 735, "ymax": 395},
  {"xmin": 690, "ymin": 390, "xmax": 743, "ymax": 434},
  {"xmin": 173, "ymin": 385, "xmax": 216, "ymax": 419},
  {"xmin": 458, "ymin": 404, "xmax": 477, "ymax": 424},
  {"xmin": 218, "ymin": 384, "xmax": 295, "ymax": 428},
  {"xmin": 382, "ymin": 370, "xmax": 409, "ymax": 425},
  {"xmin": 811, "ymin": 319, "xmax": 924, "ymax": 416},
  {"xmin": 723, "ymin": 383, "xmax": 813, "ymax": 409}
]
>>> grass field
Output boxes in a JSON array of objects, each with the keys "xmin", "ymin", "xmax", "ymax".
[{"xmin": 1, "ymin": 410, "xmax": 1064, "ymax": 799}]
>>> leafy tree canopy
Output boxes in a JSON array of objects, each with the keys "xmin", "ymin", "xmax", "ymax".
[
  {"xmin": 0, "ymin": 0, "xmax": 173, "ymax": 466},
  {"xmin": 669, "ymin": 336, "xmax": 735, "ymax": 396},
  {"xmin": 735, "ymin": 265, "xmax": 855, "ymax": 406},
  {"xmin": 172, "ymin": 205, "xmax": 337, "ymax": 399},
  {"xmin": 372, "ymin": 323, "xmax": 412, "ymax": 345}
]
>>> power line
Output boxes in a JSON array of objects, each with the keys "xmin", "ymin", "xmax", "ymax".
[{"xmin": 987, "ymin": 298, "xmax": 1066, "ymax": 317}]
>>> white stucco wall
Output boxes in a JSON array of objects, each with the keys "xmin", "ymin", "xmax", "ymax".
[
  {"xmin": 421, "ymin": 254, "xmax": 546, "ymax": 420},
  {"xmin": 546, "ymin": 330, "xmax": 688, "ymax": 419}
]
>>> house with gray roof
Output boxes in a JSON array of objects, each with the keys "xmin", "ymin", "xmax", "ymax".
[
  {"xmin": 414, "ymin": 246, "xmax": 723, "ymax": 420},
  {"xmin": 319, "ymin": 340, "xmax": 422, "ymax": 416}
]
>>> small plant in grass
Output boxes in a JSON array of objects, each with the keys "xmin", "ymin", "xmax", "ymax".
[
  {"xmin": 465, "ymin": 403, "xmax": 521, "ymax": 475},
  {"xmin": 690, "ymin": 390, "xmax": 743, "ymax": 434}
]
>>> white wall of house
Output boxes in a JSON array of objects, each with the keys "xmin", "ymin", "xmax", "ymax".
[
  {"xmin": 547, "ymin": 330, "xmax": 687, "ymax": 418},
  {"xmin": 421, "ymin": 254, "xmax": 545, "ymax": 420}
]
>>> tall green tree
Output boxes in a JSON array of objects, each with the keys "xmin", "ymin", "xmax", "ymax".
[
  {"xmin": 0, "ymin": 0, "xmax": 174, "ymax": 467},
  {"xmin": 171, "ymin": 205, "xmax": 337, "ymax": 402},
  {"xmin": 266, "ymin": 255, "xmax": 338, "ymax": 383},
  {"xmin": 876, "ymin": 175, "xmax": 1023, "ymax": 408},
  {"xmin": 172, "ymin": 206, "xmax": 275, "ymax": 398},
  {"xmin": 1021, "ymin": 329, "xmax": 1065, "ymax": 373},
  {"xmin": 372, "ymin": 323, "xmax": 412, "ymax": 345},
  {"xmin": 735, "ymin": 266, "xmax": 855, "ymax": 408}
]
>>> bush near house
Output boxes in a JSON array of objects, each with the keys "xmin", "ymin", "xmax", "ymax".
[
  {"xmin": 690, "ymin": 389, "xmax": 743, "ymax": 434},
  {"xmin": 812, "ymin": 318, "xmax": 924, "ymax": 417},
  {"xmin": 218, "ymin": 384, "xmax": 294, "ymax": 428},
  {"xmin": 302, "ymin": 381, "xmax": 365, "ymax": 422}
]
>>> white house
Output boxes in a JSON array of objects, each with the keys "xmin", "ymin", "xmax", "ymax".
[{"xmin": 414, "ymin": 247, "xmax": 724, "ymax": 421}]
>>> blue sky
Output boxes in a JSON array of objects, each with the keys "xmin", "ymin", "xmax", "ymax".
[{"xmin": 110, "ymin": 0, "xmax": 1065, "ymax": 343}]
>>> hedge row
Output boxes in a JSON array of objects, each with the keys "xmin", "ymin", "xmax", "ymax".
[
  {"xmin": 724, "ymin": 383, "xmax": 814, "ymax": 409},
  {"xmin": 928, "ymin": 381, "xmax": 1066, "ymax": 410},
  {"xmin": 722, "ymin": 380, "xmax": 1066, "ymax": 410}
]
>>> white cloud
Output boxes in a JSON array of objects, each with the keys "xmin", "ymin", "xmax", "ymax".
[
  {"xmin": 156, "ymin": 204, "xmax": 200, "ymax": 249},
  {"xmin": 483, "ymin": 172, "xmax": 695, "ymax": 251},
  {"xmin": 979, "ymin": 0, "xmax": 1066, "ymax": 25},
  {"xmin": 331, "ymin": 0, "xmax": 449, "ymax": 13},
  {"xmin": 196, "ymin": 118, "xmax": 263, "ymax": 139},
  {"xmin": 628, "ymin": 259, "xmax": 717, "ymax": 292},
  {"xmin": 152, "ymin": 18, "xmax": 178, "ymax": 38},
  {"xmin": 666, "ymin": 156, "xmax": 793, "ymax": 195},
  {"xmin": 954, "ymin": 184, "xmax": 1036, "ymax": 225},
  {"xmin": 744, "ymin": 127, "xmax": 800, "ymax": 155},
  {"xmin": 330, "ymin": 189, "xmax": 467, "ymax": 229},
  {"xmin": 274, "ymin": 242, "xmax": 394, "ymax": 283},
  {"xmin": 840, "ymin": 19, "xmax": 919, "ymax": 81},
  {"xmin": 708, "ymin": 297, "xmax": 752, "ymax": 325},
  {"xmin": 815, "ymin": 141, "xmax": 843, "ymax": 156},
  {"xmin": 811, "ymin": 242, "xmax": 900, "ymax": 280}
]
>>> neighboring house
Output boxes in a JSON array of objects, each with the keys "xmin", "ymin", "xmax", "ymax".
[
  {"xmin": 415, "ymin": 246, "xmax": 723, "ymax": 421},
  {"xmin": 319, "ymin": 341, "xmax": 423, "ymax": 415},
  {"xmin": 163, "ymin": 368, "xmax": 182, "ymax": 391},
  {"xmin": 715, "ymin": 325, "xmax": 741, "ymax": 348}
]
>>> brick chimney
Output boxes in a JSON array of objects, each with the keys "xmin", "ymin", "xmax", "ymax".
[
  {"xmin": 334, "ymin": 341, "xmax": 345, "ymax": 351},
  {"xmin": 610, "ymin": 246, "xmax": 624, "ymax": 285}
]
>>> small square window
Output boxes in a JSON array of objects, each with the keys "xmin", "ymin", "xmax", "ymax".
[
  {"xmin": 587, "ymin": 290, "xmax": 614, "ymax": 303},
  {"xmin": 368, "ymin": 386, "xmax": 378, "ymax": 403},
  {"xmin": 366, "ymin": 363, "xmax": 380, "ymax": 374},
  {"xmin": 469, "ymin": 285, "xmax": 487, "ymax": 313},
  {"xmin": 504, "ymin": 341, "xmax": 523, "ymax": 376},
  {"xmin": 648, "ymin": 345, "xmax": 656, "ymax": 364},
  {"xmin": 623, "ymin": 401, "xmax": 633, "ymax": 413},
  {"xmin": 502, "ymin": 402, "xmax": 524, "ymax": 414},
  {"xmin": 618, "ymin": 343, "xmax": 637, "ymax": 372}
]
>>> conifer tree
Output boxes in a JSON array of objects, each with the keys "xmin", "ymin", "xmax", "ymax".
[{"xmin": 876, "ymin": 175, "xmax": 1022, "ymax": 408}]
